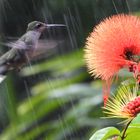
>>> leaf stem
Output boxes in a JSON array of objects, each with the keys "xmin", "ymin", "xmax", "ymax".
[{"xmin": 121, "ymin": 120, "xmax": 132, "ymax": 140}]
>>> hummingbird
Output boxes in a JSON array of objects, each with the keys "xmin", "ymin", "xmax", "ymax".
[{"xmin": 0, "ymin": 21, "xmax": 66, "ymax": 82}]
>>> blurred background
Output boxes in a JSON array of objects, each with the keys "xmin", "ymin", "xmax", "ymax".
[{"xmin": 0, "ymin": 0, "xmax": 139, "ymax": 140}]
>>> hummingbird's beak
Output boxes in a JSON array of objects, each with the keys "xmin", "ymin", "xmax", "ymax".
[{"xmin": 45, "ymin": 24, "xmax": 66, "ymax": 28}]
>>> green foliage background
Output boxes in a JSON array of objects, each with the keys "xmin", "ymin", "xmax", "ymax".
[{"xmin": 0, "ymin": 0, "xmax": 139, "ymax": 140}]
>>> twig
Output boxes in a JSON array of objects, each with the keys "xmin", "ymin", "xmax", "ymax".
[{"xmin": 121, "ymin": 120, "xmax": 132, "ymax": 140}]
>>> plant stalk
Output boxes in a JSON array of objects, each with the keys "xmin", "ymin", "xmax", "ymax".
[{"xmin": 121, "ymin": 120, "xmax": 132, "ymax": 140}]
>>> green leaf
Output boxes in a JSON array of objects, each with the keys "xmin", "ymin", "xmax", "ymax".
[
  {"xmin": 20, "ymin": 49, "xmax": 85, "ymax": 76},
  {"xmin": 89, "ymin": 127, "xmax": 120, "ymax": 140},
  {"xmin": 31, "ymin": 72, "xmax": 88, "ymax": 95},
  {"xmin": 125, "ymin": 124, "xmax": 140, "ymax": 140}
]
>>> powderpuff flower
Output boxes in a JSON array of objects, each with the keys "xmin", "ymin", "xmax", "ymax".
[
  {"xmin": 84, "ymin": 14, "xmax": 140, "ymax": 104},
  {"xmin": 85, "ymin": 14, "xmax": 140, "ymax": 80},
  {"xmin": 103, "ymin": 85, "xmax": 140, "ymax": 124}
]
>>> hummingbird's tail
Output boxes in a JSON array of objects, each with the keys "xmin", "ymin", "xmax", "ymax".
[
  {"xmin": 0, "ymin": 65, "xmax": 8, "ymax": 83},
  {"xmin": 0, "ymin": 75, "xmax": 6, "ymax": 83}
]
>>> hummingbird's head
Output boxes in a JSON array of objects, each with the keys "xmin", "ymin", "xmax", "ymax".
[
  {"xmin": 27, "ymin": 21, "xmax": 47, "ymax": 32},
  {"xmin": 27, "ymin": 21, "xmax": 66, "ymax": 32}
]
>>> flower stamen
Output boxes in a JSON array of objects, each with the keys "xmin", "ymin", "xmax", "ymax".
[{"xmin": 103, "ymin": 85, "xmax": 139, "ymax": 123}]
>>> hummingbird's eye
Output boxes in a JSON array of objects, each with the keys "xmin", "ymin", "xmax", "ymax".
[{"xmin": 35, "ymin": 23, "xmax": 42, "ymax": 29}]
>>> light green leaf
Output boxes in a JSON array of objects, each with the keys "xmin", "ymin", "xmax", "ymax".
[
  {"xmin": 125, "ymin": 124, "xmax": 140, "ymax": 140},
  {"xmin": 89, "ymin": 127, "xmax": 120, "ymax": 140}
]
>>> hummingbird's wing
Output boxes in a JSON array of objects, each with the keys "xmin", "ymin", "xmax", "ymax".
[
  {"xmin": 0, "ymin": 36, "xmax": 27, "ymax": 50},
  {"xmin": 1, "ymin": 38, "xmax": 65, "ymax": 59},
  {"xmin": 4, "ymin": 40, "xmax": 27, "ymax": 49},
  {"xmin": 2, "ymin": 32, "xmax": 33, "ymax": 50},
  {"xmin": 31, "ymin": 39, "xmax": 65, "ymax": 59}
]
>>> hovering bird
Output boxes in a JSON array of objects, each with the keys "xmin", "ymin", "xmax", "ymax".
[{"xmin": 0, "ymin": 21, "xmax": 66, "ymax": 82}]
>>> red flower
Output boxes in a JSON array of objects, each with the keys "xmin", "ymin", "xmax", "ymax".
[{"xmin": 84, "ymin": 14, "xmax": 140, "ymax": 104}]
